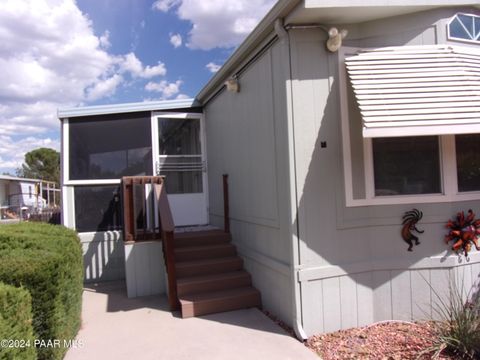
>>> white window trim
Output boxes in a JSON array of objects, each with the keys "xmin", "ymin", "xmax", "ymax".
[
  {"xmin": 447, "ymin": 13, "xmax": 480, "ymax": 45},
  {"xmin": 339, "ymin": 46, "xmax": 480, "ymax": 207}
]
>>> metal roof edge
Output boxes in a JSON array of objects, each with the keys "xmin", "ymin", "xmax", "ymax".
[
  {"xmin": 57, "ymin": 98, "xmax": 201, "ymax": 119},
  {"xmin": 0, "ymin": 175, "xmax": 46, "ymax": 183}
]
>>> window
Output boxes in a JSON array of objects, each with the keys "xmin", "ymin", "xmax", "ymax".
[
  {"xmin": 69, "ymin": 112, "xmax": 153, "ymax": 180},
  {"xmin": 372, "ymin": 137, "xmax": 441, "ymax": 196},
  {"xmin": 456, "ymin": 134, "xmax": 480, "ymax": 192},
  {"xmin": 448, "ymin": 13, "xmax": 480, "ymax": 43},
  {"xmin": 74, "ymin": 186, "xmax": 122, "ymax": 232},
  {"xmin": 339, "ymin": 45, "xmax": 480, "ymax": 206}
]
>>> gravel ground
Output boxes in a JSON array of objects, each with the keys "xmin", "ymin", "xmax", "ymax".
[{"xmin": 305, "ymin": 321, "xmax": 455, "ymax": 360}]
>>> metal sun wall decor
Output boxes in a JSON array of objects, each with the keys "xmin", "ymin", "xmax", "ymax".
[
  {"xmin": 401, "ymin": 209, "xmax": 424, "ymax": 251},
  {"xmin": 445, "ymin": 209, "xmax": 480, "ymax": 258}
]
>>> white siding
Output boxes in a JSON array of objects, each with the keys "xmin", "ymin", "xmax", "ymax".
[
  {"xmin": 204, "ymin": 39, "xmax": 294, "ymax": 323},
  {"xmin": 79, "ymin": 231, "xmax": 126, "ymax": 283},
  {"xmin": 124, "ymin": 241, "xmax": 166, "ymax": 298},
  {"xmin": 290, "ymin": 7, "xmax": 480, "ymax": 336}
]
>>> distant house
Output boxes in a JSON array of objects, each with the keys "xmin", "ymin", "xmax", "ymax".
[
  {"xmin": 0, "ymin": 175, "xmax": 59, "ymax": 219},
  {"xmin": 59, "ymin": 1, "xmax": 480, "ymax": 339}
]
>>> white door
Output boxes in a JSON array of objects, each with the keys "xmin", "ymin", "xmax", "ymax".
[{"xmin": 152, "ymin": 113, "xmax": 208, "ymax": 226}]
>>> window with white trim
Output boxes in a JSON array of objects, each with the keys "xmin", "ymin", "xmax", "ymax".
[
  {"xmin": 448, "ymin": 13, "xmax": 480, "ymax": 44},
  {"xmin": 372, "ymin": 136, "xmax": 441, "ymax": 196},
  {"xmin": 339, "ymin": 45, "xmax": 480, "ymax": 206}
]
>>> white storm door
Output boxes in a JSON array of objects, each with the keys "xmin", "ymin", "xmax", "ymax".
[{"xmin": 153, "ymin": 113, "xmax": 208, "ymax": 226}]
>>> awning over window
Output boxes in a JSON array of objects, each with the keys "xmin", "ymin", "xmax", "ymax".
[{"xmin": 345, "ymin": 45, "xmax": 480, "ymax": 138}]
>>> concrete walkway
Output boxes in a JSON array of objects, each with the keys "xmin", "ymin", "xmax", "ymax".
[{"xmin": 65, "ymin": 281, "xmax": 318, "ymax": 360}]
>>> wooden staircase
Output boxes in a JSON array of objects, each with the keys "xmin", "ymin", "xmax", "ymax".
[
  {"xmin": 174, "ymin": 230, "xmax": 261, "ymax": 318},
  {"xmin": 122, "ymin": 175, "xmax": 260, "ymax": 318}
]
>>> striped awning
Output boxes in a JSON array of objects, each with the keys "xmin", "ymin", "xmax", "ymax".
[{"xmin": 345, "ymin": 45, "xmax": 480, "ymax": 138}]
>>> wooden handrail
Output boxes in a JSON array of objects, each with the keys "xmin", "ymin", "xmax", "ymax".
[
  {"xmin": 223, "ymin": 174, "xmax": 230, "ymax": 234},
  {"xmin": 153, "ymin": 181, "xmax": 179, "ymax": 311}
]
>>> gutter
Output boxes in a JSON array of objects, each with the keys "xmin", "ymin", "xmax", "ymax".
[{"xmin": 274, "ymin": 18, "xmax": 308, "ymax": 341}]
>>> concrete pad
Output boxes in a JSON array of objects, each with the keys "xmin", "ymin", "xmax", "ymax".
[{"xmin": 65, "ymin": 281, "xmax": 319, "ymax": 360}]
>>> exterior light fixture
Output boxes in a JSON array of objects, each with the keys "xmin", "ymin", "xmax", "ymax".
[
  {"xmin": 225, "ymin": 77, "xmax": 240, "ymax": 93},
  {"xmin": 326, "ymin": 27, "xmax": 348, "ymax": 52}
]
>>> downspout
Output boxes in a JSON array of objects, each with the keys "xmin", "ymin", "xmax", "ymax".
[{"xmin": 274, "ymin": 18, "xmax": 308, "ymax": 341}]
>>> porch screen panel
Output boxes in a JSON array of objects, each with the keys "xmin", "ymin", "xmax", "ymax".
[
  {"xmin": 69, "ymin": 112, "xmax": 153, "ymax": 180},
  {"xmin": 74, "ymin": 185, "xmax": 122, "ymax": 232},
  {"xmin": 345, "ymin": 45, "xmax": 480, "ymax": 138}
]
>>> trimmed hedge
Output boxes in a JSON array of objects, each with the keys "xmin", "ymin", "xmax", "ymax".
[
  {"xmin": 0, "ymin": 223, "xmax": 83, "ymax": 360},
  {"xmin": 0, "ymin": 282, "xmax": 36, "ymax": 360}
]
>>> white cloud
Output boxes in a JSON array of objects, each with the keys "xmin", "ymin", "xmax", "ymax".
[
  {"xmin": 206, "ymin": 62, "xmax": 221, "ymax": 73},
  {"xmin": 119, "ymin": 52, "xmax": 167, "ymax": 78},
  {"xmin": 145, "ymin": 80, "xmax": 182, "ymax": 99},
  {"xmin": 152, "ymin": 0, "xmax": 180, "ymax": 12},
  {"xmin": 153, "ymin": 0, "xmax": 276, "ymax": 50},
  {"xmin": 99, "ymin": 30, "xmax": 111, "ymax": 48},
  {"xmin": 86, "ymin": 74, "xmax": 123, "ymax": 101},
  {"xmin": 0, "ymin": 134, "xmax": 60, "ymax": 172},
  {"xmin": 0, "ymin": 0, "xmax": 171, "ymax": 172},
  {"xmin": 170, "ymin": 33, "xmax": 182, "ymax": 48}
]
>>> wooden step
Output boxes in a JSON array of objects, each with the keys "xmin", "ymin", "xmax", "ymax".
[
  {"xmin": 174, "ymin": 230, "xmax": 231, "ymax": 248},
  {"xmin": 175, "ymin": 243, "xmax": 236, "ymax": 262},
  {"xmin": 177, "ymin": 271, "xmax": 252, "ymax": 296},
  {"xmin": 176, "ymin": 256, "xmax": 243, "ymax": 278},
  {"xmin": 179, "ymin": 286, "xmax": 261, "ymax": 318}
]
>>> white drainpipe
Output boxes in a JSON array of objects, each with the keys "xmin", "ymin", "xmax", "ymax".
[{"xmin": 274, "ymin": 18, "xmax": 308, "ymax": 341}]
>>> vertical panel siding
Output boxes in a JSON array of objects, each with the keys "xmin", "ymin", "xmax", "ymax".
[
  {"xmin": 289, "ymin": 7, "xmax": 480, "ymax": 336},
  {"xmin": 340, "ymin": 276, "xmax": 358, "ymax": 329},
  {"xmin": 322, "ymin": 277, "xmax": 342, "ymax": 333},
  {"xmin": 124, "ymin": 242, "xmax": 166, "ymax": 298},
  {"xmin": 204, "ymin": 39, "xmax": 293, "ymax": 324},
  {"xmin": 391, "ymin": 270, "xmax": 412, "ymax": 321},
  {"xmin": 302, "ymin": 280, "xmax": 324, "ymax": 335},
  {"xmin": 372, "ymin": 271, "xmax": 392, "ymax": 322},
  {"xmin": 410, "ymin": 269, "xmax": 432, "ymax": 319},
  {"xmin": 355, "ymin": 272, "xmax": 374, "ymax": 327}
]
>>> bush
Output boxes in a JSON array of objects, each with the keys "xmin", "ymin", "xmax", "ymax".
[
  {"xmin": 428, "ymin": 278, "xmax": 480, "ymax": 359},
  {"xmin": 0, "ymin": 282, "xmax": 36, "ymax": 360},
  {"xmin": 0, "ymin": 223, "xmax": 83, "ymax": 360}
]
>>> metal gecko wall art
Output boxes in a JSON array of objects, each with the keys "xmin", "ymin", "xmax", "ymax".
[
  {"xmin": 445, "ymin": 209, "xmax": 480, "ymax": 258},
  {"xmin": 401, "ymin": 209, "xmax": 424, "ymax": 251}
]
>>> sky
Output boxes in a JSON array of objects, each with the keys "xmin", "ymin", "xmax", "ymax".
[{"xmin": 0, "ymin": 0, "xmax": 276, "ymax": 175}]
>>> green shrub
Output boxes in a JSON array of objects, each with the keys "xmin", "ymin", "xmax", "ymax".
[
  {"xmin": 0, "ymin": 282, "xmax": 36, "ymax": 360},
  {"xmin": 0, "ymin": 223, "xmax": 83, "ymax": 360}
]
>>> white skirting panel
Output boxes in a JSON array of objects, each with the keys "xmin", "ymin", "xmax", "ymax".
[
  {"xmin": 301, "ymin": 260, "xmax": 480, "ymax": 336},
  {"xmin": 124, "ymin": 241, "xmax": 167, "ymax": 298},
  {"xmin": 79, "ymin": 231, "xmax": 125, "ymax": 283}
]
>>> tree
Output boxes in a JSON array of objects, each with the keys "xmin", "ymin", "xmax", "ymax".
[{"xmin": 17, "ymin": 148, "xmax": 60, "ymax": 183}]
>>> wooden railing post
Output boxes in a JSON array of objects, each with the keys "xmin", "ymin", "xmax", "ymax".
[
  {"xmin": 153, "ymin": 180, "xmax": 179, "ymax": 311},
  {"xmin": 223, "ymin": 174, "xmax": 230, "ymax": 234}
]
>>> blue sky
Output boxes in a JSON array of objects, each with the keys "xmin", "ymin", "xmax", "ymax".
[{"xmin": 0, "ymin": 0, "xmax": 275, "ymax": 175}]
